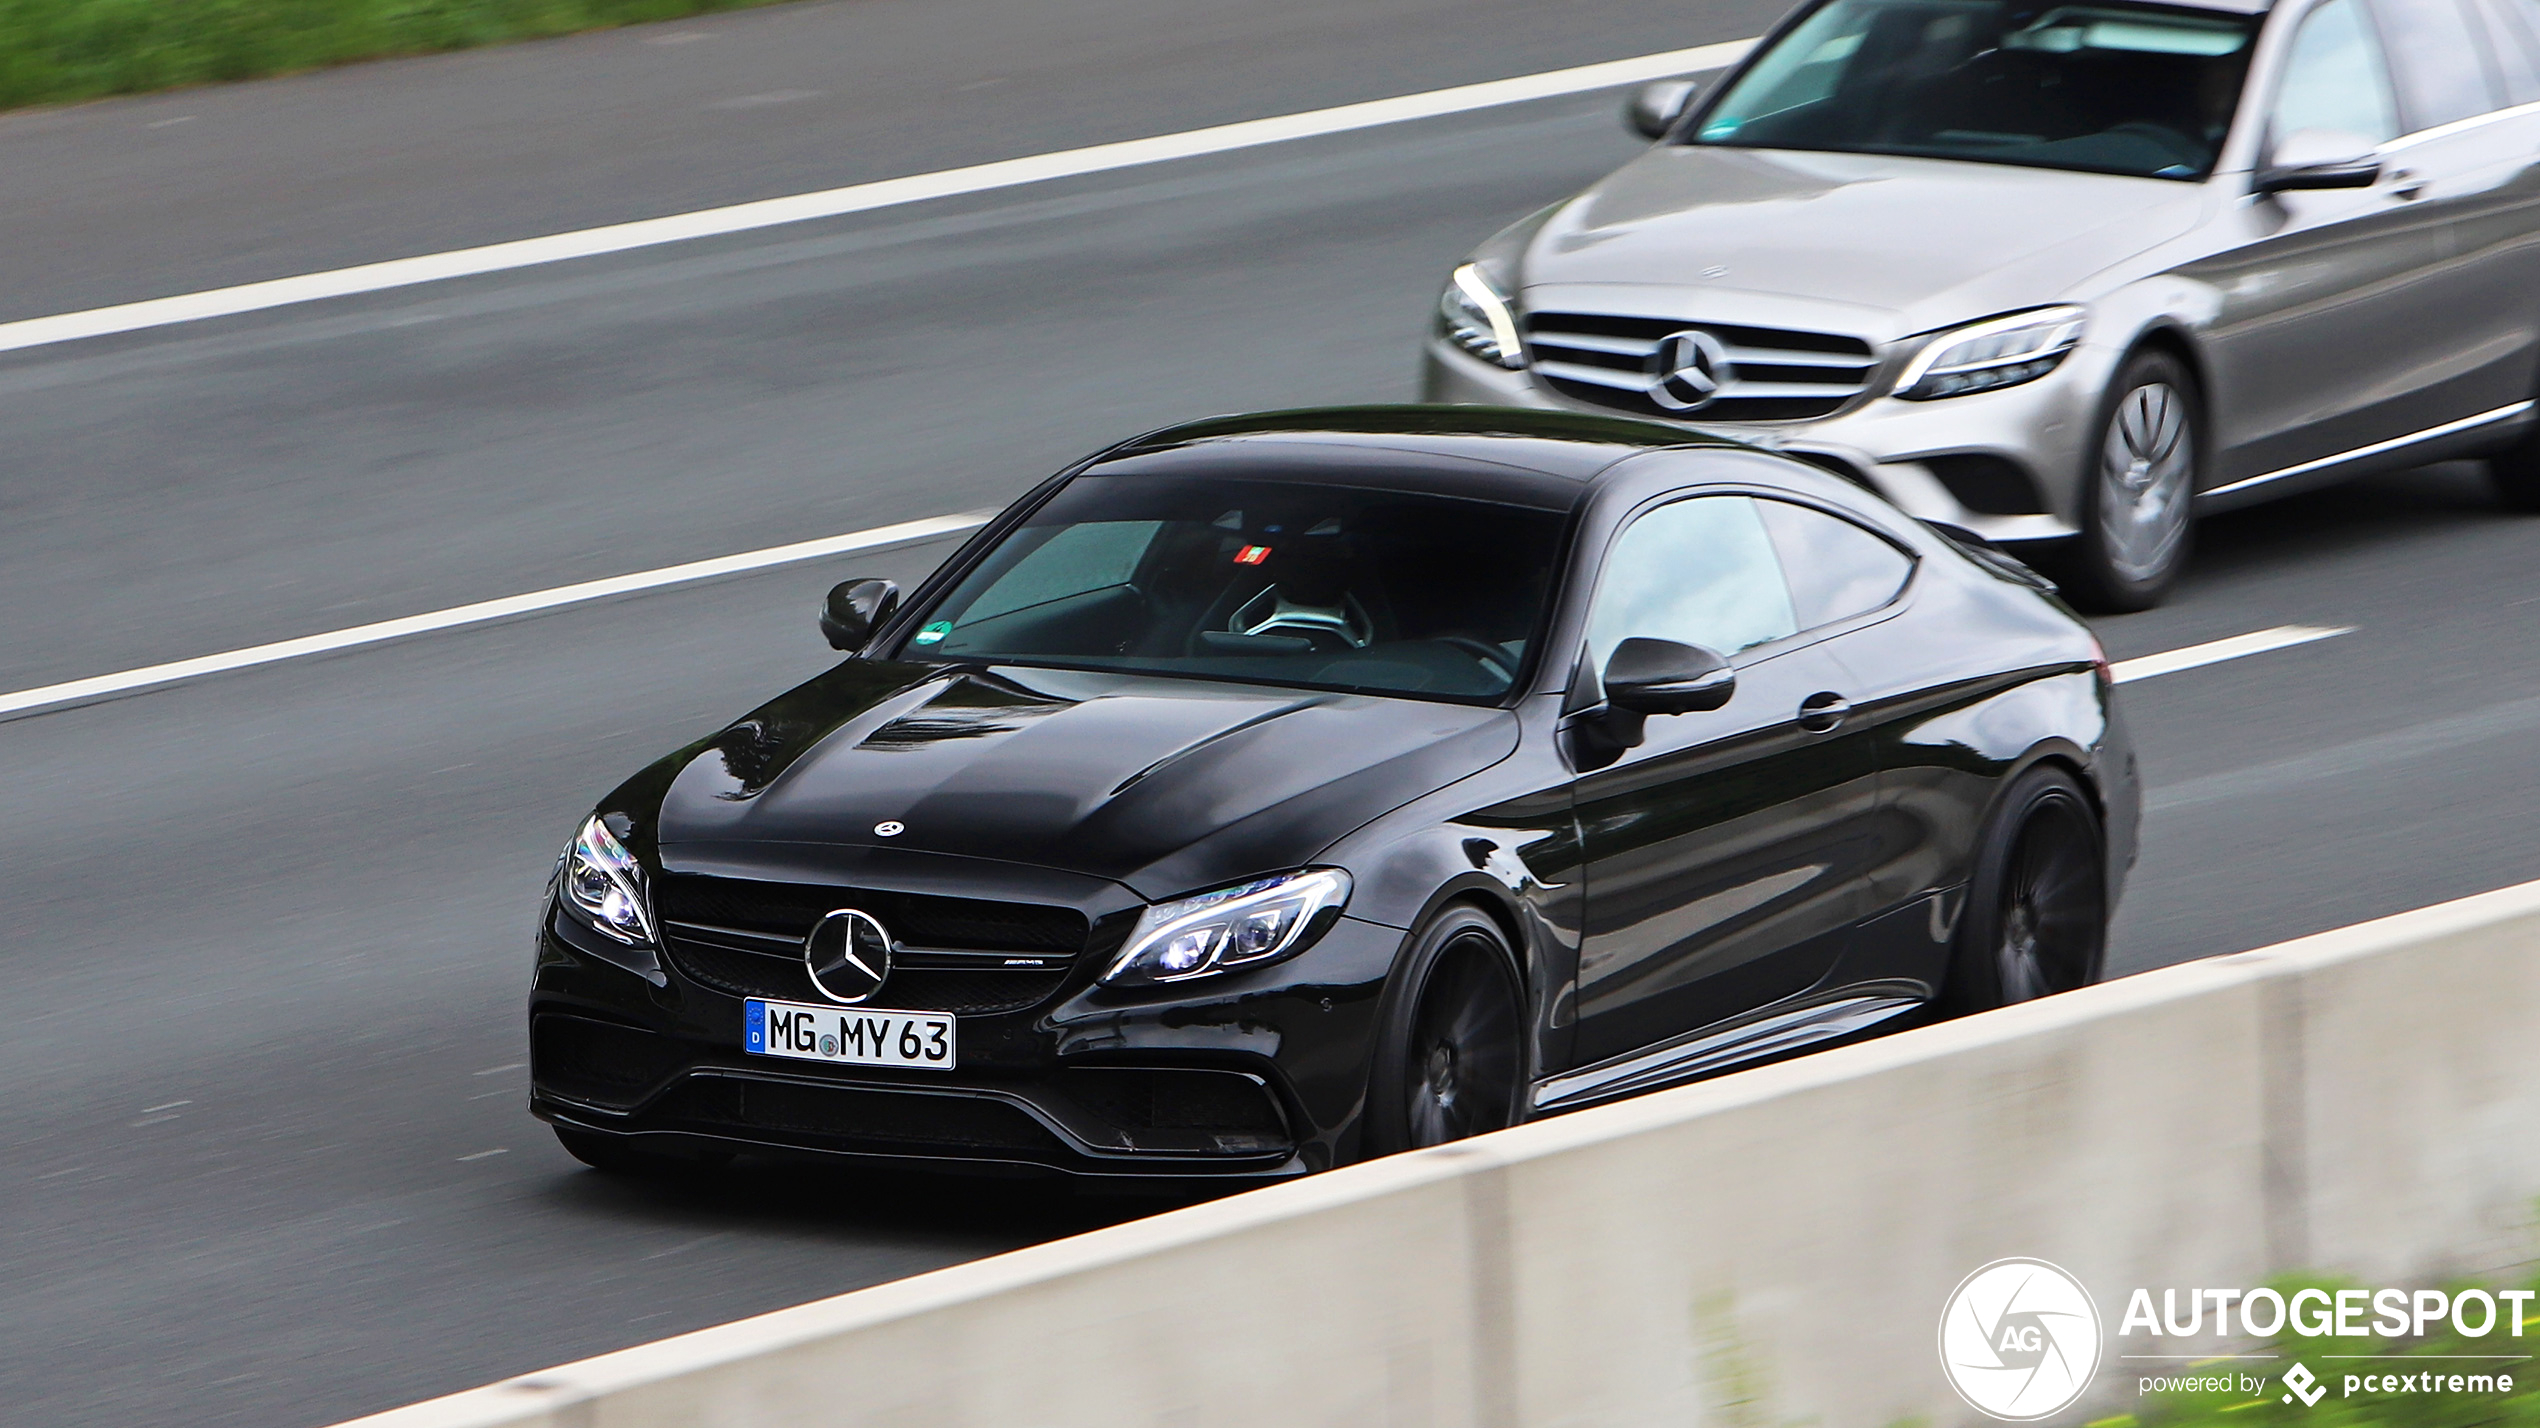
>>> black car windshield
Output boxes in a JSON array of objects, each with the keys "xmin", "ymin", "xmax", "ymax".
[
  {"xmin": 1690, "ymin": 0, "xmax": 2258, "ymax": 180},
  {"xmin": 894, "ymin": 474, "xmax": 1570, "ymax": 703}
]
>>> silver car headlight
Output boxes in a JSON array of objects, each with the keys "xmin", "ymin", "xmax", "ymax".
[
  {"xmin": 1895, "ymin": 306, "xmax": 2086, "ymax": 400},
  {"xmin": 1102, "ymin": 868, "xmax": 1352, "ymax": 986},
  {"xmin": 558, "ymin": 814, "xmax": 657, "ymax": 946},
  {"xmin": 1437, "ymin": 263, "xmax": 1526, "ymax": 370}
]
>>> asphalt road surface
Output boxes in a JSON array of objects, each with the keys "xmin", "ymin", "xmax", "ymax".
[{"xmin": 4, "ymin": 2, "xmax": 2537, "ymax": 1425}]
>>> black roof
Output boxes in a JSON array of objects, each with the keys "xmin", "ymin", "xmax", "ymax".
[{"xmin": 1083, "ymin": 405, "xmax": 1741, "ymax": 509}]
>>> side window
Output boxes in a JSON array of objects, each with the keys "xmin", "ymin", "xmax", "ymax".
[
  {"xmin": 955, "ymin": 521, "xmax": 1159, "ymax": 624},
  {"xmin": 2271, "ymin": 0, "xmax": 2402, "ymax": 145},
  {"xmin": 2368, "ymin": 0, "xmax": 2505, "ymax": 127},
  {"xmin": 2470, "ymin": 0, "xmax": 2540, "ymax": 104},
  {"xmin": 1584, "ymin": 496, "xmax": 1797, "ymax": 670},
  {"xmin": 1754, "ymin": 500, "xmax": 1914, "ymax": 629}
]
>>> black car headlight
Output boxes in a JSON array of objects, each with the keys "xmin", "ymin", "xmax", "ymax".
[
  {"xmin": 1437, "ymin": 263, "xmax": 1526, "ymax": 371},
  {"xmin": 1896, "ymin": 306, "xmax": 2086, "ymax": 400},
  {"xmin": 1102, "ymin": 868, "xmax": 1352, "ymax": 986},
  {"xmin": 557, "ymin": 814, "xmax": 657, "ymax": 946}
]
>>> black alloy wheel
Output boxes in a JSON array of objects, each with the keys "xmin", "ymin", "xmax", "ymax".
[
  {"xmin": 1940, "ymin": 765, "xmax": 2108, "ymax": 1014},
  {"xmin": 2051, "ymin": 349, "xmax": 2199, "ymax": 613},
  {"xmin": 553, "ymin": 1125, "xmax": 730, "ymax": 1180},
  {"xmin": 1364, "ymin": 906, "xmax": 1526, "ymax": 1155}
]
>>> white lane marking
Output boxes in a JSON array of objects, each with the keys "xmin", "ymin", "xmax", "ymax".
[
  {"xmin": 141, "ymin": 1100, "xmax": 194, "ymax": 1113},
  {"xmin": 457, "ymin": 1148, "xmax": 510, "ymax": 1162},
  {"xmin": 0, "ymin": 510, "xmax": 992, "ymax": 720},
  {"xmin": 2111, "ymin": 625, "xmax": 2350, "ymax": 683},
  {"xmin": 0, "ymin": 520, "xmax": 2345, "ymax": 724},
  {"xmin": 472, "ymin": 1063, "xmax": 526, "ymax": 1077},
  {"xmin": 0, "ymin": 40, "xmax": 1754, "ymax": 357}
]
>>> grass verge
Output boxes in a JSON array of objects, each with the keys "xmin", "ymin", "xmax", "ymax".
[{"xmin": 0, "ymin": 0, "xmax": 794, "ymax": 113}]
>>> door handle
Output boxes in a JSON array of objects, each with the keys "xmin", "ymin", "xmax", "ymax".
[
  {"xmin": 1797, "ymin": 692, "xmax": 1851, "ymax": 734},
  {"xmin": 2386, "ymin": 168, "xmax": 2425, "ymax": 201}
]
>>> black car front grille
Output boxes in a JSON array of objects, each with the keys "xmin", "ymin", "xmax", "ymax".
[
  {"xmin": 654, "ymin": 1077, "xmax": 1067, "ymax": 1155},
  {"xmin": 653, "ymin": 874, "xmax": 1091, "ymax": 1015},
  {"xmin": 1527, "ymin": 312, "xmax": 1878, "ymax": 422},
  {"xmin": 532, "ymin": 1014, "xmax": 689, "ymax": 1109},
  {"xmin": 655, "ymin": 875, "xmax": 1087, "ymax": 951}
]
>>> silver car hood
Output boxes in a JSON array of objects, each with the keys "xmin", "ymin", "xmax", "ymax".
[{"xmin": 1519, "ymin": 145, "xmax": 2209, "ymax": 340}]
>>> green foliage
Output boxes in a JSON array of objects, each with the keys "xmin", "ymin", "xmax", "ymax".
[
  {"xmin": 2122, "ymin": 1275, "xmax": 2540, "ymax": 1427},
  {"xmin": 0, "ymin": 0, "xmax": 791, "ymax": 111}
]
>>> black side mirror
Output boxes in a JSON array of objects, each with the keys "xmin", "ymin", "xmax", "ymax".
[
  {"xmin": 1604, "ymin": 637, "xmax": 1736, "ymax": 715},
  {"xmin": 1624, "ymin": 79, "xmax": 1700, "ymax": 141},
  {"xmin": 821, "ymin": 578, "xmax": 900, "ymax": 651},
  {"xmin": 2253, "ymin": 127, "xmax": 2381, "ymax": 194}
]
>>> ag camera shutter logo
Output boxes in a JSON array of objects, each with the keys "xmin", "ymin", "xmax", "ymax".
[{"xmin": 1940, "ymin": 1258, "xmax": 2103, "ymax": 1420}]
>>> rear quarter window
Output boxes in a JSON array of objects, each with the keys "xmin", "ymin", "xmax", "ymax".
[{"xmin": 1755, "ymin": 499, "xmax": 1914, "ymax": 630}]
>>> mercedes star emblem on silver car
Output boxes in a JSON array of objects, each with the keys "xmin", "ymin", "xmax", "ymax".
[
  {"xmin": 1647, "ymin": 329, "xmax": 1729, "ymax": 412},
  {"xmin": 803, "ymin": 908, "xmax": 893, "ymax": 1004}
]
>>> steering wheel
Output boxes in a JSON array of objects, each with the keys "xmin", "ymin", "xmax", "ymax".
[{"xmin": 1433, "ymin": 636, "xmax": 1518, "ymax": 682}]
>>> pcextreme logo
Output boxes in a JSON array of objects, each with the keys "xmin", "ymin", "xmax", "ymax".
[{"xmin": 1939, "ymin": 1258, "xmax": 2104, "ymax": 1421}]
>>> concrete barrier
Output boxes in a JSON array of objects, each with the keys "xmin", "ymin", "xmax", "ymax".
[{"xmin": 345, "ymin": 880, "xmax": 2540, "ymax": 1428}]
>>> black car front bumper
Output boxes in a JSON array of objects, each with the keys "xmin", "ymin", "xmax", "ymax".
[{"xmin": 528, "ymin": 903, "xmax": 1404, "ymax": 1180}]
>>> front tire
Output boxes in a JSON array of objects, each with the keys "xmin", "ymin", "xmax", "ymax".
[
  {"xmin": 2052, "ymin": 350, "xmax": 2199, "ymax": 612},
  {"xmin": 1939, "ymin": 765, "xmax": 2108, "ymax": 1015},
  {"xmin": 1362, "ymin": 905, "xmax": 1525, "ymax": 1156}
]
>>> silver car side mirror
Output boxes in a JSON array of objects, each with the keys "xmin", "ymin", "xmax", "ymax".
[
  {"xmin": 1624, "ymin": 79, "xmax": 1700, "ymax": 141},
  {"xmin": 2253, "ymin": 128, "xmax": 2382, "ymax": 194}
]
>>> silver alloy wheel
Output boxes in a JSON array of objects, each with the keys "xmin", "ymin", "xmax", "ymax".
[{"xmin": 2097, "ymin": 381, "xmax": 2194, "ymax": 584}]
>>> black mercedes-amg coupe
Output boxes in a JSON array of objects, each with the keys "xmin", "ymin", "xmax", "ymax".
[{"xmin": 530, "ymin": 407, "xmax": 2138, "ymax": 1180}]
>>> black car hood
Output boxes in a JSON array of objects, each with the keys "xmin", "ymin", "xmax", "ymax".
[{"xmin": 654, "ymin": 661, "xmax": 1518, "ymax": 898}]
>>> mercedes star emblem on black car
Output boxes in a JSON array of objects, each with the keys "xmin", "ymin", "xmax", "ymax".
[
  {"xmin": 530, "ymin": 407, "xmax": 2138, "ymax": 1181},
  {"xmin": 804, "ymin": 909, "xmax": 893, "ymax": 1004}
]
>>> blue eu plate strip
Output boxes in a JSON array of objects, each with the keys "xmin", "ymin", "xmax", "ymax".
[{"xmin": 743, "ymin": 999, "xmax": 766, "ymax": 1053}]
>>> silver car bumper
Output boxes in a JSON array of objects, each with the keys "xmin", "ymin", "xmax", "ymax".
[{"xmin": 1422, "ymin": 338, "xmax": 2124, "ymax": 545}]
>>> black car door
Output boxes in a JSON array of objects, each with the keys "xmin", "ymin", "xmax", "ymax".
[{"xmin": 1559, "ymin": 493, "xmax": 1895, "ymax": 1082}]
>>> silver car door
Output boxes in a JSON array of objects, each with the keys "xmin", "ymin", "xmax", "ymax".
[
  {"xmin": 2190, "ymin": 0, "xmax": 2450, "ymax": 492},
  {"xmin": 2360, "ymin": 0, "xmax": 2540, "ymax": 436}
]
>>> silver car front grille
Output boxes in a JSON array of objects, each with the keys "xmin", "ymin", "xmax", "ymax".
[{"xmin": 1525, "ymin": 312, "xmax": 1878, "ymax": 423}]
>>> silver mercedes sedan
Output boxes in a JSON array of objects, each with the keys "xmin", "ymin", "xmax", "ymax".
[{"xmin": 1423, "ymin": 0, "xmax": 2540, "ymax": 609}]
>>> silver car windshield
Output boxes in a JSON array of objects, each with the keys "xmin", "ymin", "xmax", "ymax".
[{"xmin": 1691, "ymin": 0, "xmax": 2259, "ymax": 180}]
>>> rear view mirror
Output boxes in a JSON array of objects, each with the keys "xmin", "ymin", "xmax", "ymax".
[
  {"xmin": 821, "ymin": 578, "xmax": 900, "ymax": 651},
  {"xmin": 1624, "ymin": 79, "xmax": 1700, "ymax": 141},
  {"xmin": 1604, "ymin": 637, "xmax": 1736, "ymax": 715},
  {"xmin": 2254, "ymin": 128, "xmax": 2381, "ymax": 193}
]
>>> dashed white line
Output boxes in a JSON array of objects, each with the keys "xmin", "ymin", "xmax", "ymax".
[
  {"xmin": 0, "ymin": 510, "xmax": 993, "ymax": 720},
  {"xmin": 2111, "ymin": 625, "xmax": 2351, "ymax": 684},
  {"xmin": 0, "ymin": 503, "xmax": 2348, "ymax": 732},
  {"xmin": 457, "ymin": 1148, "xmax": 510, "ymax": 1162},
  {"xmin": 0, "ymin": 39, "xmax": 1755, "ymax": 358}
]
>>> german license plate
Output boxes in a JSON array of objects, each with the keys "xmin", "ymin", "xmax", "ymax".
[{"xmin": 744, "ymin": 998, "xmax": 956, "ymax": 1070}]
